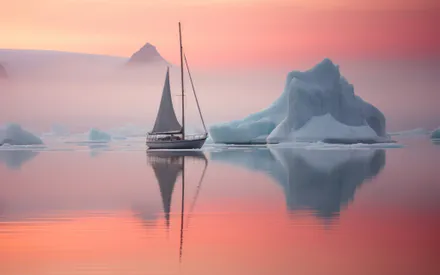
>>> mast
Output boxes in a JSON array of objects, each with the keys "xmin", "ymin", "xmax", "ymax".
[{"xmin": 179, "ymin": 22, "xmax": 185, "ymax": 139}]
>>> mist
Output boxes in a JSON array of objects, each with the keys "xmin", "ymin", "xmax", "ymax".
[{"xmin": 0, "ymin": 49, "xmax": 439, "ymax": 134}]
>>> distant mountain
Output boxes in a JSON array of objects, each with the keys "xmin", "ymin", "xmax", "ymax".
[
  {"xmin": 127, "ymin": 43, "xmax": 167, "ymax": 65},
  {"xmin": 0, "ymin": 63, "xmax": 8, "ymax": 79},
  {"xmin": 0, "ymin": 47, "xmax": 172, "ymax": 85}
]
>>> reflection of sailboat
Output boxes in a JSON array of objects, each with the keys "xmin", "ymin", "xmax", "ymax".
[
  {"xmin": 146, "ymin": 22, "xmax": 208, "ymax": 149},
  {"xmin": 210, "ymin": 148, "xmax": 385, "ymax": 220},
  {"xmin": 147, "ymin": 150, "xmax": 208, "ymax": 261}
]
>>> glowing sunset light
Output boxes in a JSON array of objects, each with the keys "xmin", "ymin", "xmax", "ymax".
[{"xmin": 1, "ymin": 0, "xmax": 438, "ymax": 68}]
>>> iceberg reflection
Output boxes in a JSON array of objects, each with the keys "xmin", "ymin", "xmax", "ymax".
[
  {"xmin": 0, "ymin": 150, "xmax": 39, "ymax": 170},
  {"xmin": 88, "ymin": 143, "xmax": 109, "ymax": 158},
  {"xmin": 211, "ymin": 147, "xmax": 385, "ymax": 219}
]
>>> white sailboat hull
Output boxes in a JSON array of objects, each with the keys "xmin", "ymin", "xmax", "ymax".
[{"xmin": 146, "ymin": 136, "xmax": 207, "ymax": 150}]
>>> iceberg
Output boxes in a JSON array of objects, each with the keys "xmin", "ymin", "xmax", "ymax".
[
  {"xmin": 431, "ymin": 128, "xmax": 440, "ymax": 140},
  {"xmin": 210, "ymin": 59, "xmax": 387, "ymax": 144},
  {"xmin": 88, "ymin": 128, "xmax": 111, "ymax": 142},
  {"xmin": 0, "ymin": 124, "xmax": 43, "ymax": 146}
]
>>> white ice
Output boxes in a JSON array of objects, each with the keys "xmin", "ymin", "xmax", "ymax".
[
  {"xmin": 210, "ymin": 58, "xmax": 387, "ymax": 144},
  {"xmin": 268, "ymin": 113, "xmax": 378, "ymax": 142}
]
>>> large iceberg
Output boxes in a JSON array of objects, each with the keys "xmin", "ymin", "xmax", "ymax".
[
  {"xmin": 209, "ymin": 59, "xmax": 387, "ymax": 144},
  {"xmin": 0, "ymin": 124, "xmax": 43, "ymax": 146}
]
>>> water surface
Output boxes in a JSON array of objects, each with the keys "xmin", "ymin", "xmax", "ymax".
[{"xmin": 0, "ymin": 139, "xmax": 439, "ymax": 275}]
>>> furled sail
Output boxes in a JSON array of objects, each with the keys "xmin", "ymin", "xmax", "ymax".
[{"xmin": 151, "ymin": 68, "xmax": 182, "ymax": 134}]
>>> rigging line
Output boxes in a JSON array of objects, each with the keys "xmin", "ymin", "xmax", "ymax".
[{"xmin": 183, "ymin": 53, "xmax": 208, "ymax": 134}]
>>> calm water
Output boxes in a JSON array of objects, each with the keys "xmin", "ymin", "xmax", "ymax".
[{"xmin": 0, "ymin": 139, "xmax": 439, "ymax": 275}]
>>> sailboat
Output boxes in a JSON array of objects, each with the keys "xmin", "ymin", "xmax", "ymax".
[{"xmin": 146, "ymin": 23, "xmax": 208, "ymax": 150}]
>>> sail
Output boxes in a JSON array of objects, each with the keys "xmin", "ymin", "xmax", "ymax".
[{"xmin": 151, "ymin": 68, "xmax": 182, "ymax": 134}]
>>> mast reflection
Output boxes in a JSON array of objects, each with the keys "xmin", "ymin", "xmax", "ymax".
[{"xmin": 146, "ymin": 150, "xmax": 208, "ymax": 262}]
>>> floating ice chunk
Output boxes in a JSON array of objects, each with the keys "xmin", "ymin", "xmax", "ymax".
[
  {"xmin": 431, "ymin": 128, "xmax": 440, "ymax": 140},
  {"xmin": 0, "ymin": 124, "xmax": 43, "ymax": 146},
  {"xmin": 209, "ymin": 58, "xmax": 387, "ymax": 144},
  {"xmin": 88, "ymin": 128, "xmax": 111, "ymax": 142}
]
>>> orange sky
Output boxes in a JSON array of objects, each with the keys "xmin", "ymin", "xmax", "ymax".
[{"xmin": 1, "ymin": 0, "xmax": 438, "ymax": 67}]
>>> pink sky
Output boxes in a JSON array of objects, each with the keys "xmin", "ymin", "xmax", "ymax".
[
  {"xmin": 0, "ymin": 0, "xmax": 439, "ymax": 131},
  {"xmin": 1, "ymin": 0, "xmax": 438, "ymax": 68}
]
